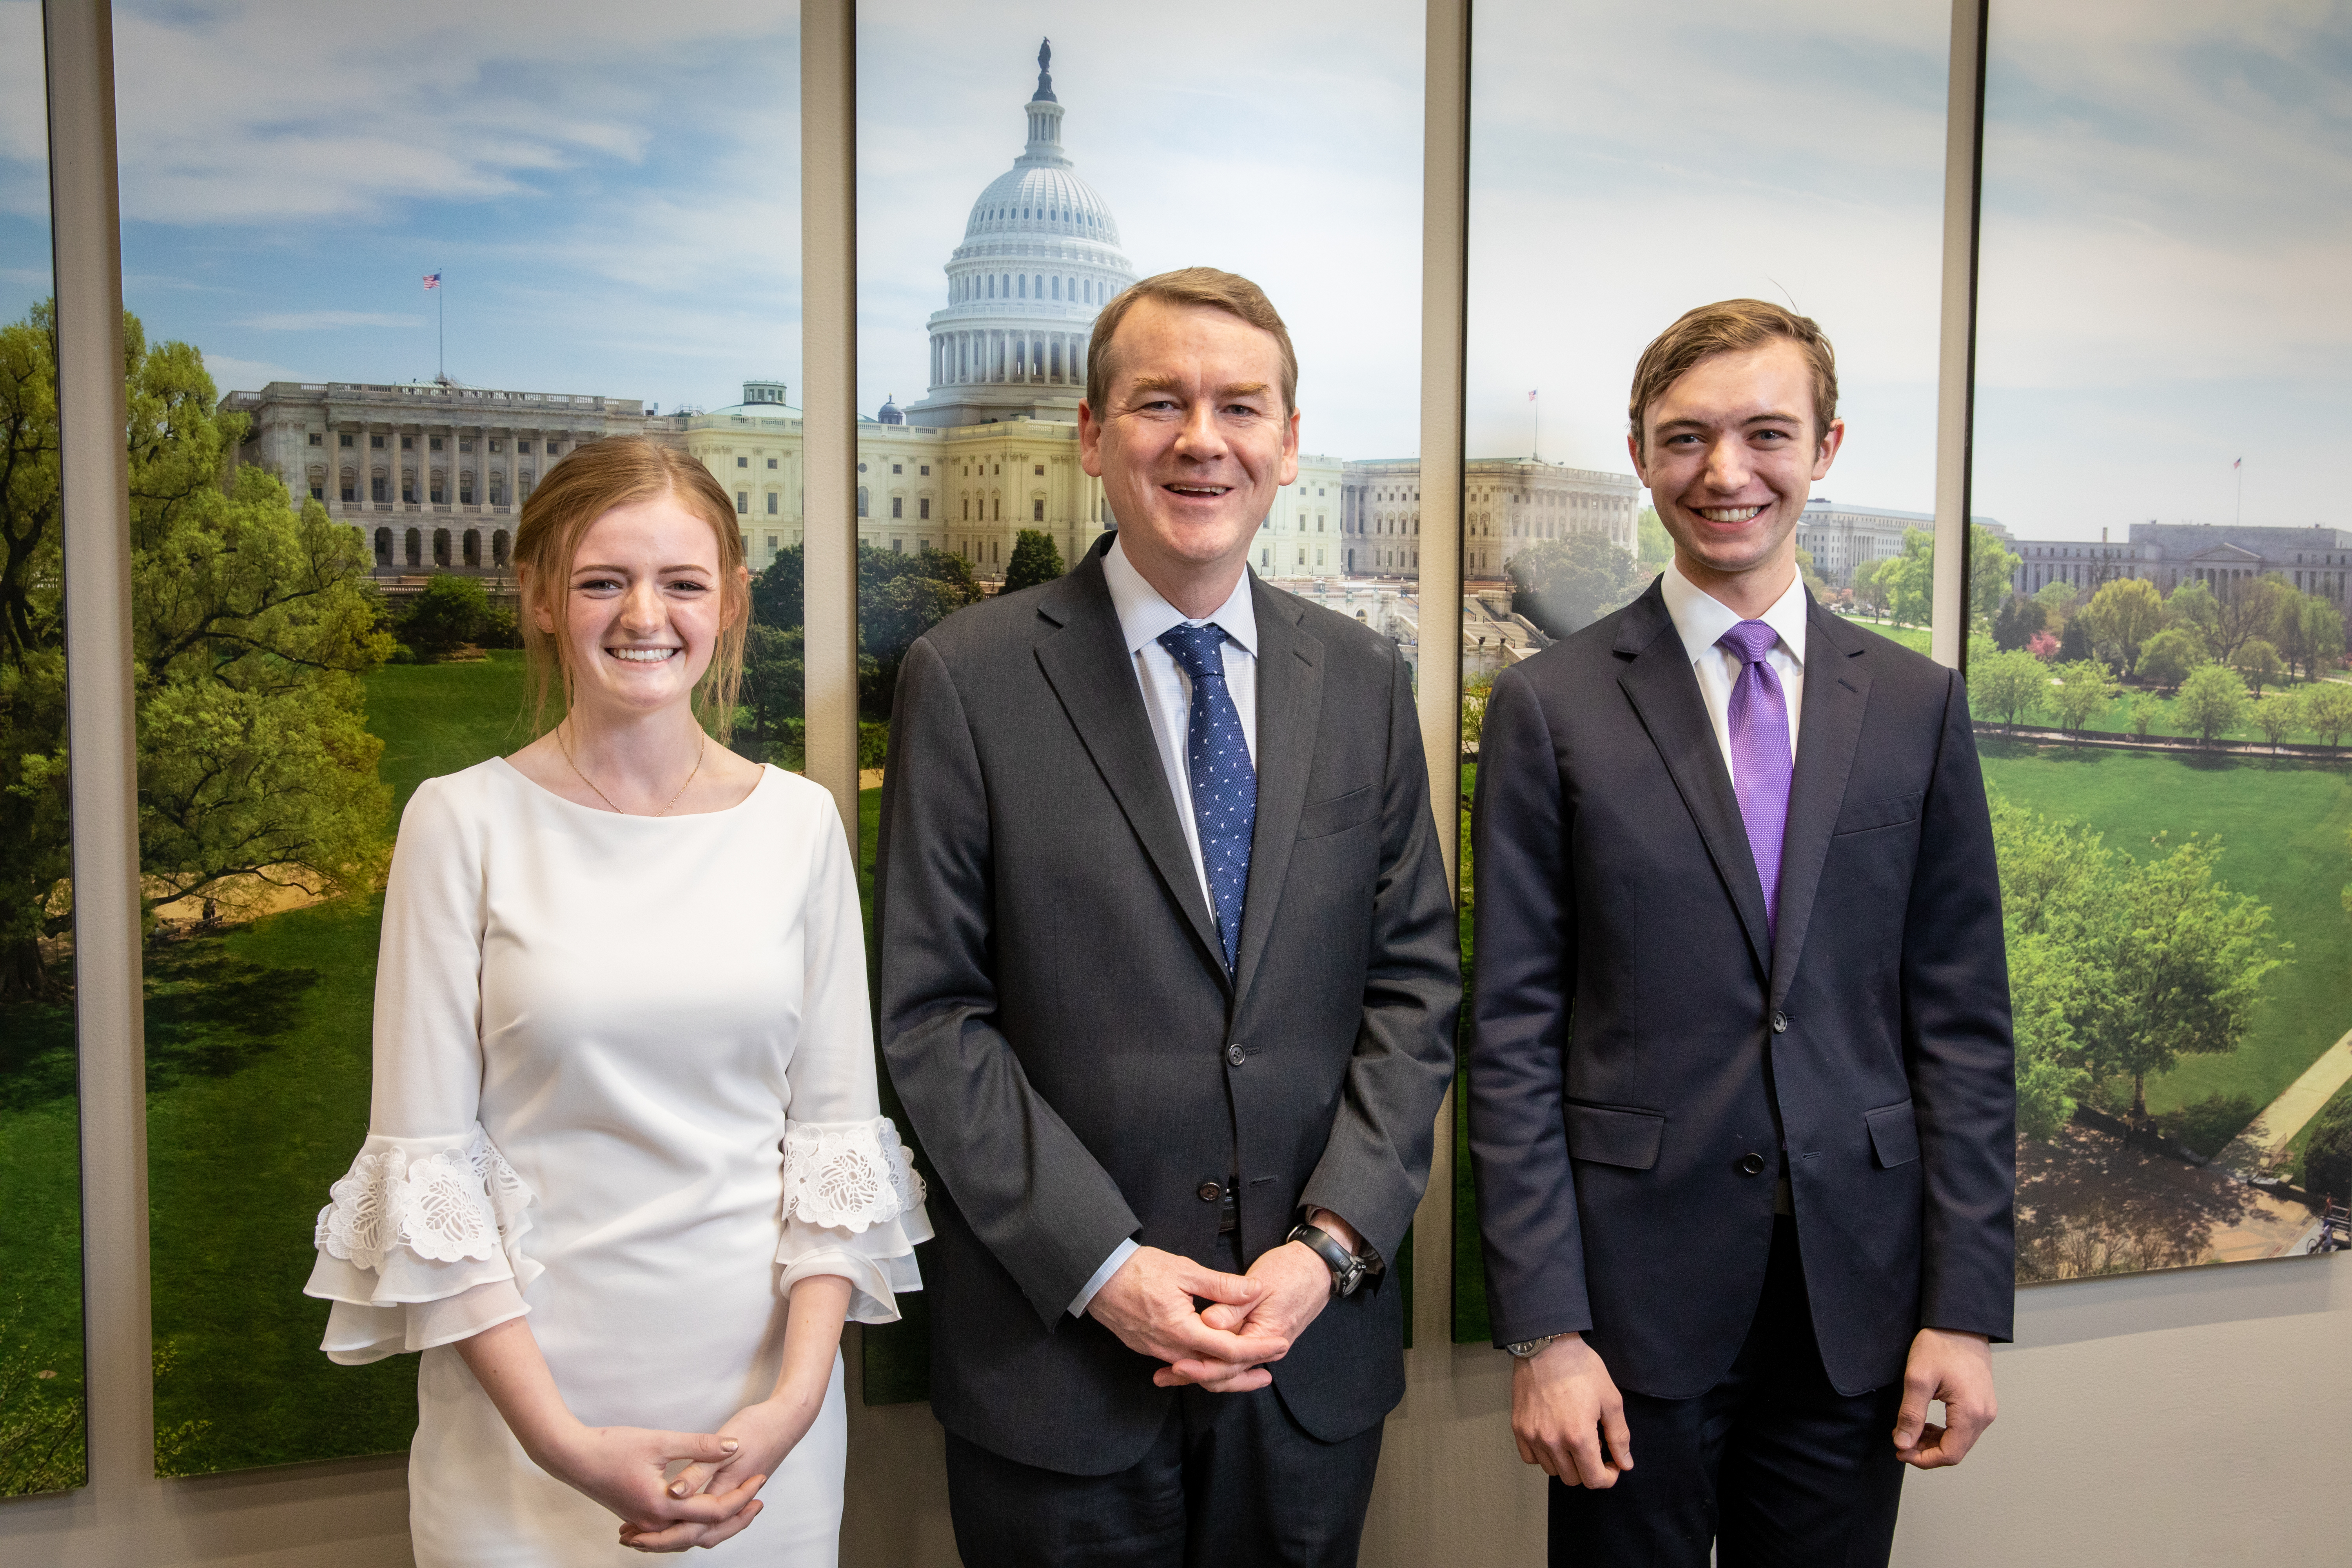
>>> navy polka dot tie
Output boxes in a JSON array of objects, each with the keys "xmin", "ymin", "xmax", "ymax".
[{"xmin": 1158, "ymin": 624, "xmax": 1256, "ymax": 974}]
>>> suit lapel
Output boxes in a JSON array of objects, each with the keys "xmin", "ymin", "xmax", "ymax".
[
  {"xmin": 1032, "ymin": 552, "xmax": 1228, "ymax": 981},
  {"xmin": 1612, "ymin": 584, "xmax": 1772, "ymax": 979},
  {"xmin": 1766, "ymin": 599, "xmax": 1873, "ymax": 1004},
  {"xmin": 1232, "ymin": 580, "xmax": 1322, "ymax": 1004}
]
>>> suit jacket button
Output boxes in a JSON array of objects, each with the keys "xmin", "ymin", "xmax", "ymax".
[
  {"xmin": 1198, "ymin": 1180, "xmax": 1224, "ymax": 1203},
  {"xmin": 1226, "ymin": 1044, "xmax": 1245, "ymax": 1067},
  {"xmin": 1771, "ymin": 1011, "xmax": 1789, "ymax": 1034},
  {"xmin": 1737, "ymin": 1152, "xmax": 1768, "ymax": 1177}
]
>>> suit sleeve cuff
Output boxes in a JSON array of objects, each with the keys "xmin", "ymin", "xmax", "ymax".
[{"xmin": 1069, "ymin": 1238, "xmax": 1140, "ymax": 1319}]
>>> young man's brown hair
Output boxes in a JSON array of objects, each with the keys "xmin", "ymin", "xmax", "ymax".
[
  {"xmin": 1628, "ymin": 298, "xmax": 1838, "ymax": 455},
  {"xmin": 1086, "ymin": 266, "xmax": 1299, "ymax": 416}
]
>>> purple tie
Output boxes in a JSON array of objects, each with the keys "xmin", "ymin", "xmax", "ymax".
[{"xmin": 1718, "ymin": 620, "xmax": 1793, "ymax": 937}]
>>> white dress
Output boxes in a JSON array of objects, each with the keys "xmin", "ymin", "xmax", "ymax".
[{"xmin": 303, "ymin": 759, "xmax": 928, "ymax": 1567}]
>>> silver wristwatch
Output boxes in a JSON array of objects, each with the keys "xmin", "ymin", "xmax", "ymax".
[{"xmin": 1506, "ymin": 1334, "xmax": 1565, "ymax": 1359}]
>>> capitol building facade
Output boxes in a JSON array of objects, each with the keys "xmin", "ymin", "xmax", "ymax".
[{"xmin": 218, "ymin": 43, "xmax": 1650, "ymax": 672}]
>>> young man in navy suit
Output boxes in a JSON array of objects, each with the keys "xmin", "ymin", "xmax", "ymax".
[{"xmin": 1469, "ymin": 300, "xmax": 2015, "ymax": 1565}]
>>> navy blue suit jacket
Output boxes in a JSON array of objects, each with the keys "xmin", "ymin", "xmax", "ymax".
[{"xmin": 1467, "ymin": 580, "xmax": 2015, "ymax": 1399}]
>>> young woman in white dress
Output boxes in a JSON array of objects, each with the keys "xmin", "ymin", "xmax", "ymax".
[{"xmin": 305, "ymin": 437, "xmax": 928, "ymax": 1563}]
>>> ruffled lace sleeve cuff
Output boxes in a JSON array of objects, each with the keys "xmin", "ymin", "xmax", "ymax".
[
  {"xmin": 303, "ymin": 1125, "xmax": 541, "ymax": 1365},
  {"xmin": 777, "ymin": 1116, "xmax": 933, "ymax": 1324}
]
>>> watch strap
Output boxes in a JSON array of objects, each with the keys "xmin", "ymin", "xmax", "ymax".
[{"xmin": 1287, "ymin": 1223, "xmax": 1368, "ymax": 1298}]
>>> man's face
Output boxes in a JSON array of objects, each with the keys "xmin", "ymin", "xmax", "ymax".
[
  {"xmin": 1629, "ymin": 339, "xmax": 1842, "ymax": 584},
  {"xmin": 1080, "ymin": 299, "xmax": 1299, "ymax": 584}
]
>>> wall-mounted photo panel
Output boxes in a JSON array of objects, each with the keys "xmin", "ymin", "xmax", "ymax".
[
  {"xmin": 113, "ymin": 0, "xmax": 802, "ymax": 1474},
  {"xmin": 1966, "ymin": 3, "xmax": 2352, "ymax": 1284},
  {"xmin": 1456, "ymin": 0, "xmax": 1956, "ymax": 1341},
  {"xmin": 855, "ymin": 5, "xmax": 1426, "ymax": 1398},
  {"xmin": 0, "ymin": 0, "xmax": 87, "ymax": 1498}
]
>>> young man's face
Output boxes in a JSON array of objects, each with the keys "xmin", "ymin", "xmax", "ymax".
[
  {"xmin": 1080, "ymin": 298, "xmax": 1300, "ymax": 584},
  {"xmin": 1630, "ymin": 339, "xmax": 1843, "ymax": 587}
]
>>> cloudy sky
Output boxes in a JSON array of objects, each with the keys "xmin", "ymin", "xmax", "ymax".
[
  {"xmin": 73, "ymin": 0, "xmax": 802, "ymax": 414},
  {"xmin": 0, "ymin": 2, "xmax": 50, "ymax": 318},
  {"xmin": 1972, "ymin": 0, "xmax": 2352, "ymax": 541},
  {"xmin": 1465, "ymin": 0, "xmax": 1953, "ymax": 515},
  {"xmin": 9, "ymin": 1, "xmax": 2343, "ymax": 546},
  {"xmin": 855, "ymin": 3, "xmax": 1425, "ymax": 463}
]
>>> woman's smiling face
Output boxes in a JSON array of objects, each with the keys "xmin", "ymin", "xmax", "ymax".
[{"xmin": 539, "ymin": 491, "xmax": 735, "ymax": 722}]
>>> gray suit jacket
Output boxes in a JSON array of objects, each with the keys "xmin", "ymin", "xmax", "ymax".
[{"xmin": 876, "ymin": 537, "xmax": 1460, "ymax": 1475}]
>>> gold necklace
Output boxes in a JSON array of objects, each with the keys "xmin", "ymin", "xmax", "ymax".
[{"xmin": 558, "ymin": 724, "xmax": 706, "ymax": 816}]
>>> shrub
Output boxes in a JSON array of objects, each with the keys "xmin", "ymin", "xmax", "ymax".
[
  {"xmin": 402, "ymin": 575, "xmax": 490, "ymax": 660},
  {"xmin": 2304, "ymin": 1094, "xmax": 2352, "ymax": 1203}
]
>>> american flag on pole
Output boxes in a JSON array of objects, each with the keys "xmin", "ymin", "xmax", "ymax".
[
  {"xmin": 1528, "ymin": 390, "xmax": 1538, "ymax": 400},
  {"xmin": 423, "ymin": 272, "xmax": 441, "ymax": 290},
  {"xmin": 2233, "ymin": 456, "xmax": 2242, "ymax": 469}
]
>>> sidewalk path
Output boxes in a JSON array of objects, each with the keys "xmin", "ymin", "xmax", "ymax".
[{"xmin": 2213, "ymin": 1027, "xmax": 2352, "ymax": 1176}]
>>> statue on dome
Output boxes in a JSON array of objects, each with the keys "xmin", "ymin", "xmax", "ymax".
[{"xmin": 1034, "ymin": 38, "xmax": 1054, "ymax": 102}]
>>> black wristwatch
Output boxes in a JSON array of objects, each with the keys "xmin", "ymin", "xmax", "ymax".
[{"xmin": 1287, "ymin": 1222, "xmax": 1371, "ymax": 1299}]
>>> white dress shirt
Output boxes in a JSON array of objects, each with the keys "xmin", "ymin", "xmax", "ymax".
[
  {"xmin": 1069, "ymin": 535, "xmax": 1260, "ymax": 1317},
  {"xmin": 1659, "ymin": 557, "xmax": 1808, "ymax": 783}
]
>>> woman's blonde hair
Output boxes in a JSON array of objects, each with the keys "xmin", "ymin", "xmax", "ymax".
[{"xmin": 511, "ymin": 436, "xmax": 748, "ymax": 742}]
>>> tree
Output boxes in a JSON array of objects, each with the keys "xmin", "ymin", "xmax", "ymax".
[
  {"xmin": 1507, "ymin": 531, "xmax": 1642, "ymax": 637},
  {"xmin": 2056, "ymin": 615, "xmax": 2092, "ymax": 663},
  {"xmin": 1849, "ymin": 556, "xmax": 1891, "ymax": 621},
  {"xmin": 1874, "ymin": 523, "xmax": 2015, "ymax": 631},
  {"xmin": 858, "ymin": 543, "xmax": 984, "ymax": 716},
  {"xmin": 2046, "ymin": 658, "xmax": 2116, "ymax": 738},
  {"xmin": 2082, "ymin": 578, "xmax": 2163, "ymax": 676},
  {"xmin": 1994, "ymin": 595, "xmax": 2047, "ymax": 652},
  {"xmin": 751, "ymin": 541, "xmax": 804, "ymax": 630},
  {"xmin": 738, "ymin": 623, "xmax": 804, "ymax": 760},
  {"xmin": 2232, "ymin": 637, "xmax": 2283, "ymax": 697},
  {"xmin": 2305, "ymin": 1095, "xmax": 2352, "ymax": 1203},
  {"xmin": 1987, "ymin": 793, "xmax": 2105, "ymax": 1142},
  {"xmin": 2124, "ymin": 696, "xmax": 2154, "ymax": 739},
  {"xmin": 1880, "ymin": 528, "xmax": 1935, "ymax": 626},
  {"xmin": 2294, "ymin": 597, "xmax": 2345, "ymax": 679},
  {"xmin": 2250, "ymin": 690, "xmax": 2303, "ymax": 752},
  {"xmin": 2174, "ymin": 662, "xmax": 2250, "ymax": 746},
  {"xmin": 2205, "ymin": 574, "xmax": 2288, "ymax": 667},
  {"xmin": 126, "ymin": 321, "xmax": 394, "ymax": 925},
  {"xmin": 1967, "ymin": 648, "xmax": 2047, "ymax": 731},
  {"xmin": 0, "ymin": 302, "xmax": 66, "ymax": 998},
  {"xmin": 402, "ymin": 573, "xmax": 490, "ymax": 659},
  {"xmin": 2161, "ymin": 578, "xmax": 2220, "ymax": 657},
  {"xmin": 2034, "ymin": 578, "xmax": 2079, "ymax": 629},
  {"xmin": 1794, "ymin": 545, "xmax": 1826, "ymax": 598},
  {"xmin": 1002, "ymin": 528, "xmax": 1064, "ymax": 593},
  {"xmin": 2027, "ymin": 630, "xmax": 2059, "ymax": 660},
  {"xmin": 1636, "ymin": 506, "xmax": 1672, "ymax": 570},
  {"xmin": 2134, "ymin": 628, "xmax": 2202, "ymax": 694},
  {"xmin": 1461, "ymin": 671, "xmax": 1495, "ymax": 755},
  {"xmin": 2304, "ymin": 681, "xmax": 2352, "ymax": 750},
  {"xmin": 1970, "ymin": 525, "xmax": 2022, "ymax": 628},
  {"xmin": 2, "ymin": 305, "xmax": 394, "ymax": 995},
  {"xmin": 2091, "ymin": 833, "xmax": 2283, "ymax": 1125}
]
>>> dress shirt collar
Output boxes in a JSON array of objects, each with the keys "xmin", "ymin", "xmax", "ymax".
[
  {"xmin": 1102, "ymin": 533, "xmax": 1259, "ymax": 658},
  {"xmin": 1660, "ymin": 555, "xmax": 1809, "ymax": 671}
]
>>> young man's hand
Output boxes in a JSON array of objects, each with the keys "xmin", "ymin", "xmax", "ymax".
[{"xmin": 1511, "ymin": 1332, "xmax": 1633, "ymax": 1488}]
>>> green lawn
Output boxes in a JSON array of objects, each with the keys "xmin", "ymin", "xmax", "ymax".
[
  {"xmin": 138, "ymin": 653, "xmax": 526, "ymax": 1473},
  {"xmin": 0, "ymin": 1001, "xmax": 87, "ymax": 1494},
  {"xmin": 1976, "ymin": 739, "xmax": 2352, "ymax": 1124},
  {"xmin": 1838, "ymin": 613, "xmax": 1931, "ymax": 656}
]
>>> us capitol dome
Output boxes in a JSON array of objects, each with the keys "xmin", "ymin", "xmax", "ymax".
[{"xmin": 904, "ymin": 39, "xmax": 1137, "ymax": 428}]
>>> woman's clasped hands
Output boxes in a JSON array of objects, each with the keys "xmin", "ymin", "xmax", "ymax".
[{"xmin": 613, "ymin": 1381, "xmax": 833, "ymax": 1553}]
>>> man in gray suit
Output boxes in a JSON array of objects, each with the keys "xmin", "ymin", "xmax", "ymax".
[{"xmin": 877, "ymin": 266, "xmax": 1460, "ymax": 1566}]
